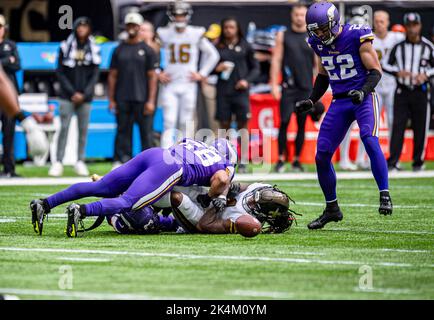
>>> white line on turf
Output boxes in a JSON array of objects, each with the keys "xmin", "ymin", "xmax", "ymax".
[
  {"xmin": 0, "ymin": 218, "xmax": 16, "ymax": 223},
  {"xmin": 1, "ymin": 170, "xmax": 434, "ymax": 185},
  {"xmin": 0, "ymin": 288, "xmax": 188, "ymax": 300},
  {"xmin": 296, "ymin": 201, "xmax": 434, "ymax": 209},
  {"xmin": 380, "ymin": 248, "xmax": 432, "ymax": 253},
  {"xmin": 56, "ymin": 257, "xmax": 111, "ymax": 262},
  {"xmin": 324, "ymin": 228, "xmax": 434, "ymax": 235},
  {"xmin": 353, "ymin": 287, "xmax": 413, "ymax": 295},
  {"xmin": 227, "ymin": 290, "xmax": 294, "ymax": 299},
  {"xmin": 0, "ymin": 247, "xmax": 431, "ymax": 268}
]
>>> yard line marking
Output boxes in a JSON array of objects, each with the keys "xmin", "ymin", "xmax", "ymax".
[
  {"xmin": 56, "ymin": 257, "xmax": 111, "ymax": 262},
  {"xmin": 353, "ymin": 287, "xmax": 413, "ymax": 295},
  {"xmin": 324, "ymin": 228, "xmax": 434, "ymax": 235},
  {"xmin": 0, "ymin": 247, "xmax": 430, "ymax": 268},
  {"xmin": 0, "ymin": 218, "xmax": 16, "ymax": 223},
  {"xmin": 1, "ymin": 170, "xmax": 434, "ymax": 186},
  {"xmin": 296, "ymin": 201, "xmax": 434, "ymax": 209},
  {"xmin": 227, "ymin": 290, "xmax": 294, "ymax": 299},
  {"xmin": 379, "ymin": 248, "xmax": 432, "ymax": 253},
  {"xmin": 0, "ymin": 288, "xmax": 188, "ymax": 300}
]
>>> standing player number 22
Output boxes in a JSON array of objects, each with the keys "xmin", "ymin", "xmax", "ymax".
[{"xmin": 321, "ymin": 54, "xmax": 358, "ymax": 80}]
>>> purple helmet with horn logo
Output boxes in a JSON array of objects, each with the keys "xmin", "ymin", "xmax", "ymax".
[{"xmin": 306, "ymin": 1, "xmax": 341, "ymax": 45}]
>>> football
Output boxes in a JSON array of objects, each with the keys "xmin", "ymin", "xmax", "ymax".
[{"xmin": 235, "ymin": 215, "xmax": 262, "ymax": 238}]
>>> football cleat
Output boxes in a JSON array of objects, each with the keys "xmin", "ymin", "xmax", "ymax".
[
  {"xmin": 308, "ymin": 207, "xmax": 343, "ymax": 230},
  {"xmin": 379, "ymin": 191, "xmax": 393, "ymax": 215},
  {"xmin": 65, "ymin": 203, "xmax": 85, "ymax": 237},
  {"xmin": 30, "ymin": 199, "xmax": 48, "ymax": 235}
]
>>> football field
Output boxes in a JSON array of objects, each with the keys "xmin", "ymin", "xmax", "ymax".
[{"xmin": 0, "ymin": 163, "xmax": 433, "ymax": 300}]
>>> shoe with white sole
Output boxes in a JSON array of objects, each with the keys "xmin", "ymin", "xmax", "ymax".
[
  {"xmin": 49, "ymin": 162, "xmax": 63, "ymax": 177},
  {"xmin": 339, "ymin": 162, "xmax": 357, "ymax": 171},
  {"xmin": 74, "ymin": 161, "xmax": 89, "ymax": 176}
]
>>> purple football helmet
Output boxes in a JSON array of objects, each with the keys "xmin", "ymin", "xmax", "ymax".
[{"xmin": 306, "ymin": 1, "xmax": 341, "ymax": 45}]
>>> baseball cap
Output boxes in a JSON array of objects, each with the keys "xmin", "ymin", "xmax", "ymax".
[
  {"xmin": 205, "ymin": 23, "xmax": 221, "ymax": 40},
  {"xmin": 403, "ymin": 12, "xmax": 421, "ymax": 25},
  {"xmin": 0, "ymin": 14, "xmax": 6, "ymax": 27},
  {"xmin": 124, "ymin": 12, "xmax": 144, "ymax": 26}
]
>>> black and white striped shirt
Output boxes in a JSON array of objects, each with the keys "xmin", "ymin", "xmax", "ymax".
[{"xmin": 383, "ymin": 36, "xmax": 434, "ymax": 90}]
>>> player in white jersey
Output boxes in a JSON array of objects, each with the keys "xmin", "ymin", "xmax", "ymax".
[
  {"xmin": 356, "ymin": 10, "xmax": 405, "ymax": 169},
  {"xmin": 155, "ymin": 182, "xmax": 297, "ymax": 235},
  {"xmin": 157, "ymin": 1, "xmax": 219, "ymax": 148}
]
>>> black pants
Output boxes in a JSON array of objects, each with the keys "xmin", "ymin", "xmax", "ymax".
[
  {"xmin": 388, "ymin": 87, "xmax": 429, "ymax": 168},
  {"xmin": 0, "ymin": 110, "xmax": 15, "ymax": 174},
  {"xmin": 278, "ymin": 88, "xmax": 309, "ymax": 158},
  {"xmin": 114, "ymin": 101, "xmax": 153, "ymax": 163}
]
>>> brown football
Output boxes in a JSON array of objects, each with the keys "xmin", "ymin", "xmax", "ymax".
[{"xmin": 235, "ymin": 215, "xmax": 262, "ymax": 238}]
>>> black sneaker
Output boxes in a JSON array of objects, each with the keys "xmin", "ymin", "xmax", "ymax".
[
  {"xmin": 0, "ymin": 172, "xmax": 22, "ymax": 178},
  {"xmin": 412, "ymin": 165, "xmax": 425, "ymax": 172},
  {"xmin": 308, "ymin": 207, "xmax": 343, "ymax": 230},
  {"xmin": 30, "ymin": 199, "xmax": 48, "ymax": 235},
  {"xmin": 65, "ymin": 203, "xmax": 85, "ymax": 237},
  {"xmin": 379, "ymin": 191, "xmax": 393, "ymax": 215},
  {"xmin": 274, "ymin": 160, "xmax": 285, "ymax": 173},
  {"xmin": 237, "ymin": 164, "xmax": 248, "ymax": 174},
  {"xmin": 292, "ymin": 160, "xmax": 304, "ymax": 172}
]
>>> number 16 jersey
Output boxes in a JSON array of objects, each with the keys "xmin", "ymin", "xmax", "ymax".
[
  {"xmin": 157, "ymin": 24, "xmax": 206, "ymax": 84},
  {"xmin": 308, "ymin": 24, "xmax": 375, "ymax": 96}
]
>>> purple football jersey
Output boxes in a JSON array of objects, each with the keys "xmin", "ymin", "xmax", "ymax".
[
  {"xmin": 308, "ymin": 24, "xmax": 375, "ymax": 95},
  {"xmin": 169, "ymin": 138, "xmax": 235, "ymax": 186}
]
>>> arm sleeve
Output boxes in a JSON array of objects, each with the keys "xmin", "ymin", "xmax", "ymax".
[
  {"xmin": 425, "ymin": 43, "xmax": 434, "ymax": 78},
  {"xmin": 308, "ymin": 73, "xmax": 329, "ymax": 103},
  {"xmin": 109, "ymin": 46, "xmax": 119, "ymax": 70},
  {"xmin": 198, "ymin": 36, "xmax": 220, "ymax": 77},
  {"xmin": 145, "ymin": 46, "xmax": 159, "ymax": 71},
  {"xmin": 382, "ymin": 44, "xmax": 400, "ymax": 76},
  {"xmin": 244, "ymin": 43, "xmax": 260, "ymax": 83},
  {"xmin": 83, "ymin": 65, "xmax": 100, "ymax": 101},
  {"xmin": 56, "ymin": 47, "xmax": 76, "ymax": 98},
  {"xmin": 0, "ymin": 42, "xmax": 21, "ymax": 72}
]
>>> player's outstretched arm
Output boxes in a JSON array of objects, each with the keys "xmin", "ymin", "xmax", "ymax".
[
  {"xmin": 0, "ymin": 66, "xmax": 20, "ymax": 117},
  {"xmin": 295, "ymin": 56, "xmax": 329, "ymax": 114}
]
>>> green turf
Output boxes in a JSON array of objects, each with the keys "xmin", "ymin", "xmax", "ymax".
[
  {"xmin": 14, "ymin": 160, "xmax": 434, "ymax": 177},
  {"xmin": 0, "ymin": 176, "xmax": 433, "ymax": 300}
]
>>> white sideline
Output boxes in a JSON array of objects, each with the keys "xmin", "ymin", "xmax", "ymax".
[
  {"xmin": 1, "ymin": 170, "xmax": 434, "ymax": 186},
  {"xmin": 227, "ymin": 290, "xmax": 294, "ymax": 299},
  {"xmin": 325, "ymin": 227, "xmax": 434, "ymax": 235},
  {"xmin": 296, "ymin": 201, "xmax": 434, "ymax": 209},
  {"xmin": 0, "ymin": 247, "xmax": 432, "ymax": 268},
  {"xmin": 0, "ymin": 288, "xmax": 186, "ymax": 300},
  {"xmin": 56, "ymin": 257, "xmax": 111, "ymax": 262},
  {"xmin": 353, "ymin": 287, "xmax": 413, "ymax": 295}
]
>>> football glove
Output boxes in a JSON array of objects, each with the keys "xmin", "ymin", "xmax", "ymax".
[
  {"xmin": 348, "ymin": 89, "xmax": 365, "ymax": 105},
  {"xmin": 212, "ymin": 195, "xmax": 227, "ymax": 213},
  {"xmin": 197, "ymin": 193, "xmax": 212, "ymax": 208},
  {"xmin": 295, "ymin": 99, "xmax": 314, "ymax": 114}
]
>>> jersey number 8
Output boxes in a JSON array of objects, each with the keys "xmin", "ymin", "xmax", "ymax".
[{"xmin": 321, "ymin": 54, "xmax": 358, "ymax": 80}]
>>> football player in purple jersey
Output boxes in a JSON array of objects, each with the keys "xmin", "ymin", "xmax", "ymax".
[
  {"xmin": 30, "ymin": 138, "xmax": 237, "ymax": 237},
  {"xmin": 295, "ymin": 1, "xmax": 392, "ymax": 229}
]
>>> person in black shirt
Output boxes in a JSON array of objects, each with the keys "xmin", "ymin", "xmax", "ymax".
[
  {"xmin": 0, "ymin": 14, "xmax": 21, "ymax": 177},
  {"xmin": 270, "ymin": 5, "xmax": 315, "ymax": 173},
  {"xmin": 108, "ymin": 12, "xmax": 158, "ymax": 168},
  {"xmin": 49, "ymin": 17, "xmax": 101, "ymax": 177},
  {"xmin": 214, "ymin": 17, "xmax": 260, "ymax": 173}
]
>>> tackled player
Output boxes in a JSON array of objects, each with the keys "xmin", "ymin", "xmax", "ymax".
[{"xmin": 30, "ymin": 138, "xmax": 237, "ymax": 237}]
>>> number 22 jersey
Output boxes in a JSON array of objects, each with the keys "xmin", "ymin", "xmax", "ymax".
[
  {"xmin": 169, "ymin": 139, "xmax": 235, "ymax": 187},
  {"xmin": 308, "ymin": 24, "xmax": 375, "ymax": 96}
]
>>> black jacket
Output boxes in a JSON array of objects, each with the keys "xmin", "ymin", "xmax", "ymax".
[
  {"xmin": 56, "ymin": 40, "xmax": 100, "ymax": 102},
  {"xmin": 0, "ymin": 39, "xmax": 21, "ymax": 91},
  {"xmin": 214, "ymin": 38, "xmax": 260, "ymax": 96}
]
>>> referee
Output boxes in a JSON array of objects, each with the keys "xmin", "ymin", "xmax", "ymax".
[{"xmin": 383, "ymin": 13, "xmax": 434, "ymax": 171}]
